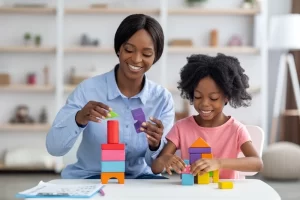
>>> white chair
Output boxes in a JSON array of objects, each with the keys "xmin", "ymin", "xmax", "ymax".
[{"xmin": 238, "ymin": 125, "xmax": 265, "ymax": 179}]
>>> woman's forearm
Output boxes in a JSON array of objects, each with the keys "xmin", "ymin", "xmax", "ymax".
[
  {"xmin": 151, "ymin": 157, "xmax": 165, "ymax": 174},
  {"xmin": 219, "ymin": 157, "xmax": 263, "ymax": 172}
]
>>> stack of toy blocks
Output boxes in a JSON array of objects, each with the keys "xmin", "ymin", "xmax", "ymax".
[
  {"xmin": 189, "ymin": 137, "xmax": 219, "ymax": 184},
  {"xmin": 100, "ymin": 120, "xmax": 125, "ymax": 184},
  {"xmin": 181, "ymin": 159, "xmax": 194, "ymax": 185}
]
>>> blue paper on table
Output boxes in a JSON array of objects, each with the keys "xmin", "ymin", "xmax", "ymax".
[
  {"xmin": 131, "ymin": 108, "xmax": 146, "ymax": 133},
  {"xmin": 16, "ymin": 181, "xmax": 104, "ymax": 198}
]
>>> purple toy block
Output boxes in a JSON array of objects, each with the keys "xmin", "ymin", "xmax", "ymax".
[
  {"xmin": 189, "ymin": 153, "xmax": 201, "ymax": 164},
  {"xmin": 131, "ymin": 108, "xmax": 146, "ymax": 133},
  {"xmin": 188, "ymin": 147, "xmax": 211, "ymax": 154}
]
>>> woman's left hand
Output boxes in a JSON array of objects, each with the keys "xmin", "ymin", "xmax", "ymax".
[
  {"xmin": 190, "ymin": 159, "xmax": 221, "ymax": 176},
  {"xmin": 140, "ymin": 117, "xmax": 164, "ymax": 150}
]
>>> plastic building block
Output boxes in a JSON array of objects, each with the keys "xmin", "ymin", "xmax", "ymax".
[
  {"xmin": 190, "ymin": 137, "xmax": 210, "ymax": 148},
  {"xmin": 184, "ymin": 159, "xmax": 190, "ymax": 165},
  {"xmin": 107, "ymin": 120, "xmax": 119, "ymax": 144},
  {"xmin": 218, "ymin": 181, "xmax": 233, "ymax": 189},
  {"xmin": 209, "ymin": 171, "xmax": 213, "ymax": 177},
  {"xmin": 101, "ymin": 143, "xmax": 125, "ymax": 150},
  {"xmin": 182, "ymin": 165, "xmax": 191, "ymax": 174},
  {"xmin": 189, "ymin": 153, "xmax": 201, "ymax": 164},
  {"xmin": 196, "ymin": 172, "xmax": 210, "ymax": 184},
  {"xmin": 101, "ymin": 172, "xmax": 124, "ymax": 184},
  {"xmin": 131, "ymin": 108, "xmax": 146, "ymax": 133},
  {"xmin": 213, "ymin": 170, "xmax": 219, "ymax": 183},
  {"xmin": 101, "ymin": 150, "xmax": 125, "ymax": 161},
  {"xmin": 101, "ymin": 161, "xmax": 125, "ymax": 172},
  {"xmin": 202, "ymin": 153, "xmax": 213, "ymax": 159},
  {"xmin": 188, "ymin": 147, "xmax": 211, "ymax": 154},
  {"xmin": 107, "ymin": 111, "xmax": 119, "ymax": 118},
  {"xmin": 182, "ymin": 173, "xmax": 194, "ymax": 185}
]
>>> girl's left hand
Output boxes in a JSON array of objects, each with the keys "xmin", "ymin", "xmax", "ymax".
[
  {"xmin": 190, "ymin": 159, "xmax": 221, "ymax": 176},
  {"xmin": 140, "ymin": 117, "xmax": 164, "ymax": 150}
]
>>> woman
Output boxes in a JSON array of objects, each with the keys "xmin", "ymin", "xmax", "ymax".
[{"xmin": 46, "ymin": 14, "xmax": 175, "ymax": 179}]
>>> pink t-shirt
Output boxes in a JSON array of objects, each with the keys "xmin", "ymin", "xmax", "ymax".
[{"xmin": 166, "ymin": 116, "xmax": 251, "ymax": 179}]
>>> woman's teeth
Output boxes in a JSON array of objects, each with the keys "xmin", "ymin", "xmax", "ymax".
[{"xmin": 129, "ymin": 64, "xmax": 142, "ymax": 71}]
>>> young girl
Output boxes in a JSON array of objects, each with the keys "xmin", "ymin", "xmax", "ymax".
[{"xmin": 151, "ymin": 53, "xmax": 263, "ymax": 179}]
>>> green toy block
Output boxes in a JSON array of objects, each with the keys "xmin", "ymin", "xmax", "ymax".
[
  {"xmin": 107, "ymin": 111, "xmax": 119, "ymax": 118},
  {"xmin": 209, "ymin": 171, "xmax": 213, "ymax": 177}
]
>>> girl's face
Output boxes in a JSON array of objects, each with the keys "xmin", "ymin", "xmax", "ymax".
[
  {"xmin": 193, "ymin": 76, "xmax": 227, "ymax": 121},
  {"xmin": 118, "ymin": 29, "xmax": 155, "ymax": 81}
]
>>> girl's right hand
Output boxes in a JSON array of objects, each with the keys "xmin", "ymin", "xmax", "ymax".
[
  {"xmin": 75, "ymin": 101, "xmax": 112, "ymax": 126},
  {"xmin": 160, "ymin": 154, "xmax": 187, "ymax": 175}
]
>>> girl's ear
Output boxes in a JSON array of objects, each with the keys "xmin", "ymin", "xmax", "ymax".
[{"xmin": 224, "ymin": 97, "xmax": 228, "ymax": 105}]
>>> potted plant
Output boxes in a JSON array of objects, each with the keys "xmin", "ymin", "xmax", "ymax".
[
  {"xmin": 23, "ymin": 32, "xmax": 31, "ymax": 46},
  {"xmin": 35, "ymin": 35, "xmax": 41, "ymax": 46},
  {"xmin": 185, "ymin": 0, "xmax": 208, "ymax": 7},
  {"xmin": 241, "ymin": 0, "xmax": 256, "ymax": 9}
]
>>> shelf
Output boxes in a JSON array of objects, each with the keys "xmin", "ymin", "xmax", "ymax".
[
  {"xmin": 64, "ymin": 47, "xmax": 114, "ymax": 53},
  {"xmin": 0, "ymin": 123, "xmax": 51, "ymax": 132},
  {"xmin": 169, "ymin": 86, "xmax": 261, "ymax": 95},
  {"xmin": 65, "ymin": 7, "xmax": 160, "ymax": 15},
  {"xmin": 0, "ymin": 7, "xmax": 56, "ymax": 14},
  {"xmin": 64, "ymin": 84, "xmax": 77, "ymax": 93},
  {"xmin": 0, "ymin": 46, "xmax": 55, "ymax": 53},
  {"xmin": 168, "ymin": 46, "xmax": 260, "ymax": 55},
  {"xmin": 0, "ymin": 84, "xmax": 55, "ymax": 92},
  {"xmin": 168, "ymin": 8, "xmax": 260, "ymax": 15},
  {"xmin": 0, "ymin": 163, "xmax": 55, "ymax": 171},
  {"xmin": 283, "ymin": 109, "xmax": 300, "ymax": 116}
]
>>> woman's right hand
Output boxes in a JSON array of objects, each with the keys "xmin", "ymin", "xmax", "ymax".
[
  {"xmin": 75, "ymin": 101, "xmax": 112, "ymax": 126},
  {"xmin": 160, "ymin": 154, "xmax": 187, "ymax": 175}
]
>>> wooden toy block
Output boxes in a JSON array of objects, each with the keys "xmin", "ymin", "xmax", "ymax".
[
  {"xmin": 196, "ymin": 172, "xmax": 210, "ymax": 184},
  {"xmin": 101, "ymin": 161, "xmax": 125, "ymax": 172},
  {"xmin": 202, "ymin": 153, "xmax": 213, "ymax": 159},
  {"xmin": 106, "ymin": 111, "xmax": 119, "ymax": 119},
  {"xmin": 190, "ymin": 137, "xmax": 210, "ymax": 148},
  {"xmin": 107, "ymin": 120, "xmax": 119, "ymax": 144},
  {"xmin": 101, "ymin": 172, "xmax": 124, "ymax": 184},
  {"xmin": 182, "ymin": 173, "xmax": 194, "ymax": 185},
  {"xmin": 184, "ymin": 159, "xmax": 190, "ymax": 165},
  {"xmin": 218, "ymin": 181, "xmax": 233, "ymax": 189},
  {"xmin": 101, "ymin": 150, "xmax": 125, "ymax": 161},
  {"xmin": 189, "ymin": 153, "xmax": 201, "ymax": 164},
  {"xmin": 182, "ymin": 165, "xmax": 191, "ymax": 174},
  {"xmin": 101, "ymin": 143, "xmax": 125, "ymax": 150},
  {"xmin": 209, "ymin": 171, "xmax": 213, "ymax": 177},
  {"xmin": 188, "ymin": 147, "xmax": 211, "ymax": 154},
  {"xmin": 212, "ymin": 170, "xmax": 219, "ymax": 183}
]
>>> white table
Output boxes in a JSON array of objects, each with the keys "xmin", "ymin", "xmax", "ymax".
[{"xmin": 25, "ymin": 178, "xmax": 281, "ymax": 200}]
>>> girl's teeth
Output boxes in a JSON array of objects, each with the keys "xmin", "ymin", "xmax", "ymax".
[{"xmin": 202, "ymin": 110, "xmax": 211, "ymax": 114}]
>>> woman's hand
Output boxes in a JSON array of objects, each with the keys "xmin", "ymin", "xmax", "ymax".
[
  {"xmin": 190, "ymin": 159, "xmax": 221, "ymax": 176},
  {"xmin": 159, "ymin": 154, "xmax": 186, "ymax": 175},
  {"xmin": 140, "ymin": 117, "xmax": 164, "ymax": 150},
  {"xmin": 75, "ymin": 101, "xmax": 112, "ymax": 126}
]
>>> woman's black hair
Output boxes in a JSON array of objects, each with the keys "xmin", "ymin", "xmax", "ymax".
[
  {"xmin": 177, "ymin": 53, "xmax": 252, "ymax": 108},
  {"xmin": 114, "ymin": 14, "xmax": 164, "ymax": 64}
]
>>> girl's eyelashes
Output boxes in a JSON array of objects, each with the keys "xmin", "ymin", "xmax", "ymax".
[{"xmin": 125, "ymin": 49, "xmax": 133, "ymax": 53}]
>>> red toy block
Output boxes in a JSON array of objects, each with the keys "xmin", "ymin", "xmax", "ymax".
[
  {"xmin": 182, "ymin": 165, "xmax": 191, "ymax": 174},
  {"xmin": 101, "ymin": 150, "xmax": 125, "ymax": 161},
  {"xmin": 101, "ymin": 143, "xmax": 125, "ymax": 150},
  {"xmin": 107, "ymin": 120, "xmax": 119, "ymax": 144}
]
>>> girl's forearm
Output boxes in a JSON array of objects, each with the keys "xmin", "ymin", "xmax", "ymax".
[{"xmin": 219, "ymin": 157, "xmax": 263, "ymax": 172}]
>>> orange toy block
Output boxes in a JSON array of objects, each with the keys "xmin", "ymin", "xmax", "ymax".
[
  {"xmin": 190, "ymin": 137, "xmax": 210, "ymax": 148},
  {"xmin": 202, "ymin": 153, "xmax": 213, "ymax": 159},
  {"xmin": 101, "ymin": 172, "xmax": 124, "ymax": 184}
]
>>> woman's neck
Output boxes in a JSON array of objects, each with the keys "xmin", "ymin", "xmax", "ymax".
[
  {"xmin": 195, "ymin": 112, "xmax": 229, "ymax": 128},
  {"xmin": 116, "ymin": 66, "xmax": 144, "ymax": 98}
]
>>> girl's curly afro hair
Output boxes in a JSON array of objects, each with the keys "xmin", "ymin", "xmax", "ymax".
[{"xmin": 177, "ymin": 53, "xmax": 252, "ymax": 108}]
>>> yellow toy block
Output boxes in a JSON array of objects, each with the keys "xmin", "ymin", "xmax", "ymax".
[
  {"xmin": 218, "ymin": 181, "xmax": 233, "ymax": 189},
  {"xmin": 212, "ymin": 170, "xmax": 219, "ymax": 183},
  {"xmin": 196, "ymin": 172, "xmax": 210, "ymax": 184}
]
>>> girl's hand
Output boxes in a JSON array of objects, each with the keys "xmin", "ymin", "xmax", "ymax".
[
  {"xmin": 190, "ymin": 159, "xmax": 221, "ymax": 176},
  {"xmin": 160, "ymin": 154, "xmax": 186, "ymax": 175},
  {"xmin": 140, "ymin": 117, "xmax": 164, "ymax": 150}
]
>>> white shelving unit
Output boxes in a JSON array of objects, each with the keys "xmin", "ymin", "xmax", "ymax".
[{"xmin": 0, "ymin": 0, "xmax": 268, "ymax": 171}]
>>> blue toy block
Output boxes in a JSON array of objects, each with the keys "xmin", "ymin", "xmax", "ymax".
[
  {"xmin": 101, "ymin": 161, "xmax": 125, "ymax": 172},
  {"xmin": 182, "ymin": 173, "xmax": 194, "ymax": 185},
  {"xmin": 184, "ymin": 159, "xmax": 190, "ymax": 165}
]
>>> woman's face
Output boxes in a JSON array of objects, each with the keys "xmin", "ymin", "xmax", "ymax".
[{"xmin": 118, "ymin": 29, "xmax": 155, "ymax": 80}]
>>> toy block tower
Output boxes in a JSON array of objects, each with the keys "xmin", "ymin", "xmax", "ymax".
[
  {"xmin": 181, "ymin": 159, "xmax": 194, "ymax": 185},
  {"xmin": 188, "ymin": 137, "xmax": 219, "ymax": 184},
  {"xmin": 100, "ymin": 120, "xmax": 125, "ymax": 184}
]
